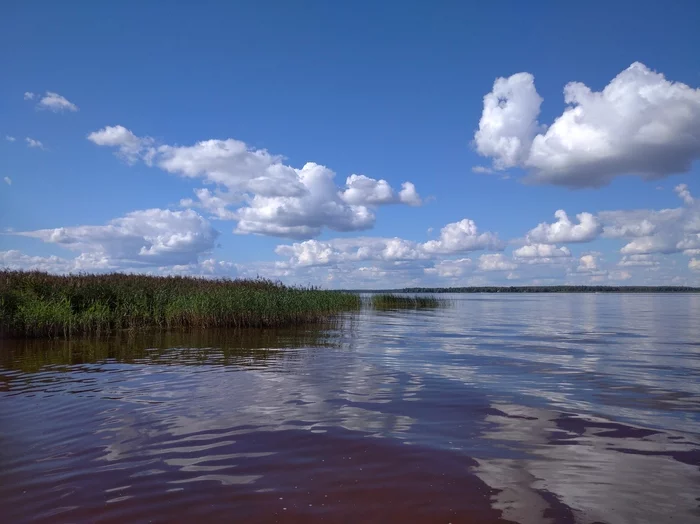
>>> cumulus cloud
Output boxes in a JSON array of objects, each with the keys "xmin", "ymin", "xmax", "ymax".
[
  {"xmin": 25, "ymin": 137, "xmax": 44, "ymax": 149},
  {"xmin": 475, "ymin": 62, "xmax": 700, "ymax": 187},
  {"xmin": 577, "ymin": 254, "xmax": 598, "ymax": 272},
  {"xmin": 471, "ymin": 165, "xmax": 495, "ymax": 174},
  {"xmin": 422, "ymin": 219, "xmax": 504, "ymax": 254},
  {"xmin": 678, "ymin": 233, "xmax": 700, "ymax": 251},
  {"xmin": 88, "ymin": 125, "xmax": 154, "ymax": 164},
  {"xmin": 513, "ymin": 243, "xmax": 570, "ymax": 258},
  {"xmin": 619, "ymin": 236, "xmax": 678, "ymax": 255},
  {"xmin": 89, "ymin": 126, "xmax": 421, "ymax": 239},
  {"xmin": 37, "ymin": 91, "xmax": 79, "ymax": 112},
  {"xmin": 478, "ymin": 253, "xmax": 518, "ymax": 272},
  {"xmin": 0, "ymin": 249, "xmax": 239, "ymax": 278},
  {"xmin": 1, "ymin": 250, "xmax": 109, "ymax": 273},
  {"xmin": 16, "ymin": 208, "xmax": 218, "ymax": 268},
  {"xmin": 234, "ymin": 163, "xmax": 376, "ymax": 239},
  {"xmin": 275, "ymin": 217, "xmax": 501, "ymax": 269},
  {"xmin": 526, "ymin": 210, "xmax": 601, "ymax": 244},
  {"xmin": 398, "ymin": 182, "xmax": 422, "ymax": 206},
  {"xmin": 474, "ymin": 72, "xmax": 543, "ymax": 169},
  {"xmin": 23, "ymin": 92, "xmax": 35, "ymax": 100},
  {"xmin": 599, "ymin": 190, "xmax": 700, "ymax": 255},
  {"xmin": 339, "ymin": 174, "xmax": 395, "ymax": 205},
  {"xmin": 3, "ymin": 177, "xmax": 11, "ymax": 186},
  {"xmin": 339, "ymin": 175, "xmax": 422, "ymax": 206},
  {"xmin": 275, "ymin": 237, "xmax": 426, "ymax": 267},
  {"xmin": 690, "ymin": 259, "xmax": 700, "ymax": 271},
  {"xmin": 5, "ymin": 135, "xmax": 15, "ymax": 142},
  {"xmin": 424, "ymin": 258, "xmax": 472, "ymax": 278}
]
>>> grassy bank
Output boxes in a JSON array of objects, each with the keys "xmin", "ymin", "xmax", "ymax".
[
  {"xmin": 0, "ymin": 271, "xmax": 361, "ymax": 338},
  {"xmin": 370, "ymin": 293, "xmax": 443, "ymax": 309}
]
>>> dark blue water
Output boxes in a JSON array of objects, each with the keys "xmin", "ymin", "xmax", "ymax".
[{"xmin": 1, "ymin": 294, "xmax": 699, "ymax": 523}]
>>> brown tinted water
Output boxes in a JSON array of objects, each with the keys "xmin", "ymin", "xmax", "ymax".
[{"xmin": 1, "ymin": 294, "xmax": 700, "ymax": 523}]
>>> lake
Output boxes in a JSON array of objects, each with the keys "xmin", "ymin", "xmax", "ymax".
[{"xmin": 1, "ymin": 294, "xmax": 699, "ymax": 523}]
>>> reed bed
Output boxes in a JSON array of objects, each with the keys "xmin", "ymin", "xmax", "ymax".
[
  {"xmin": 369, "ymin": 293, "xmax": 444, "ymax": 309},
  {"xmin": 0, "ymin": 270, "xmax": 361, "ymax": 338}
]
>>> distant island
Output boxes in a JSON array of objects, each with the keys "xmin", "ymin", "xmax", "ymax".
[{"xmin": 344, "ymin": 286, "xmax": 700, "ymax": 293}]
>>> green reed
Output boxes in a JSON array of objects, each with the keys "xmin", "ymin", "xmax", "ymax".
[
  {"xmin": 0, "ymin": 270, "xmax": 361, "ymax": 338},
  {"xmin": 369, "ymin": 293, "xmax": 444, "ymax": 309}
]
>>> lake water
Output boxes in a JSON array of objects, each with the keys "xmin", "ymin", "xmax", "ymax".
[{"xmin": 1, "ymin": 294, "xmax": 699, "ymax": 523}]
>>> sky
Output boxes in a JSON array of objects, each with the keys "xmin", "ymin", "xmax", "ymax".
[{"xmin": 2, "ymin": 0, "xmax": 700, "ymax": 288}]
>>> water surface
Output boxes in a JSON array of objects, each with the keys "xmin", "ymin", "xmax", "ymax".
[{"xmin": 1, "ymin": 294, "xmax": 699, "ymax": 523}]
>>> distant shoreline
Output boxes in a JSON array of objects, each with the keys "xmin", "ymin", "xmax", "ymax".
[{"xmin": 343, "ymin": 286, "xmax": 700, "ymax": 293}]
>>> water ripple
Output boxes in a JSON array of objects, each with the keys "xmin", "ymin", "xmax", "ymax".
[{"xmin": 1, "ymin": 295, "xmax": 699, "ymax": 522}]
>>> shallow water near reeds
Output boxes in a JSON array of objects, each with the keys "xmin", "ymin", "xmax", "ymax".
[{"xmin": 2, "ymin": 294, "xmax": 700, "ymax": 523}]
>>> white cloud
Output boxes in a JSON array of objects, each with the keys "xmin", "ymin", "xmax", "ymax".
[
  {"xmin": 398, "ymin": 182, "xmax": 422, "ymax": 206},
  {"xmin": 37, "ymin": 91, "xmax": 78, "ymax": 112},
  {"xmin": 608, "ymin": 270, "xmax": 632, "ymax": 281},
  {"xmin": 180, "ymin": 188, "xmax": 240, "ymax": 220},
  {"xmin": 474, "ymin": 72, "xmax": 543, "ymax": 169},
  {"xmin": 87, "ymin": 125, "xmax": 154, "ymax": 164},
  {"xmin": 275, "ymin": 237, "xmax": 428, "ymax": 268},
  {"xmin": 25, "ymin": 137, "xmax": 44, "ymax": 149},
  {"xmin": 339, "ymin": 174, "xmax": 394, "ymax": 205},
  {"xmin": 422, "ymin": 219, "xmax": 504, "ymax": 254},
  {"xmin": 5, "ymin": 135, "xmax": 15, "ymax": 142},
  {"xmin": 475, "ymin": 62, "xmax": 700, "ymax": 187},
  {"xmin": 577, "ymin": 254, "xmax": 598, "ymax": 272},
  {"xmin": 602, "ymin": 217, "xmax": 659, "ymax": 238},
  {"xmin": 675, "ymin": 184, "xmax": 695, "ymax": 206},
  {"xmin": 619, "ymin": 235, "xmax": 679, "ymax": 255},
  {"xmin": 526, "ymin": 210, "xmax": 601, "ymax": 244},
  {"xmin": 339, "ymin": 175, "xmax": 421, "ymax": 206},
  {"xmin": 472, "ymin": 165, "xmax": 495, "ymax": 174},
  {"xmin": 90, "ymin": 126, "xmax": 421, "ymax": 239},
  {"xmin": 3, "ymin": 176, "xmax": 11, "ymax": 186},
  {"xmin": 598, "ymin": 193, "xmax": 700, "ymax": 256},
  {"xmin": 1, "ymin": 250, "xmax": 106, "ymax": 273},
  {"xmin": 153, "ymin": 258, "xmax": 238, "ymax": 278},
  {"xmin": 478, "ymin": 253, "xmax": 518, "ymax": 271},
  {"xmin": 690, "ymin": 258, "xmax": 700, "ymax": 271},
  {"xmin": 618, "ymin": 254, "xmax": 659, "ymax": 267},
  {"xmin": 234, "ymin": 163, "xmax": 376, "ymax": 239},
  {"xmin": 275, "ymin": 217, "xmax": 501, "ymax": 270},
  {"xmin": 0, "ymin": 249, "xmax": 239, "ymax": 278},
  {"xmin": 16, "ymin": 208, "xmax": 218, "ymax": 268},
  {"xmin": 678, "ymin": 233, "xmax": 700, "ymax": 251},
  {"xmin": 424, "ymin": 258, "xmax": 472, "ymax": 278},
  {"xmin": 23, "ymin": 92, "xmax": 35, "ymax": 100},
  {"xmin": 513, "ymin": 243, "xmax": 570, "ymax": 258}
]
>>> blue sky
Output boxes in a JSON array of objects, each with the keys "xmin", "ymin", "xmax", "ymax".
[{"xmin": 2, "ymin": 1, "xmax": 700, "ymax": 287}]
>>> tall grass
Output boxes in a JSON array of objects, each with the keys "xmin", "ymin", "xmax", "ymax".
[
  {"xmin": 0, "ymin": 270, "xmax": 360, "ymax": 338},
  {"xmin": 369, "ymin": 293, "xmax": 443, "ymax": 309}
]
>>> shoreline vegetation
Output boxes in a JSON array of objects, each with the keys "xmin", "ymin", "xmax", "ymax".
[
  {"xmin": 369, "ymin": 294, "xmax": 443, "ymax": 309},
  {"xmin": 0, "ymin": 271, "xmax": 360, "ymax": 339}
]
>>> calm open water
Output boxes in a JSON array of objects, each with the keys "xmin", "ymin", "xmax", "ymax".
[{"xmin": 1, "ymin": 294, "xmax": 700, "ymax": 523}]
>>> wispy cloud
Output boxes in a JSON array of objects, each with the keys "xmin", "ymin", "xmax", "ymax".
[
  {"xmin": 3, "ymin": 177, "xmax": 11, "ymax": 186},
  {"xmin": 25, "ymin": 137, "xmax": 44, "ymax": 149},
  {"xmin": 5, "ymin": 135, "xmax": 16, "ymax": 142},
  {"xmin": 24, "ymin": 92, "xmax": 35, "ymax": 100},
  {"xmin": 37, "ymin": 91, "xmax": 79, "ymax": 112}
]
